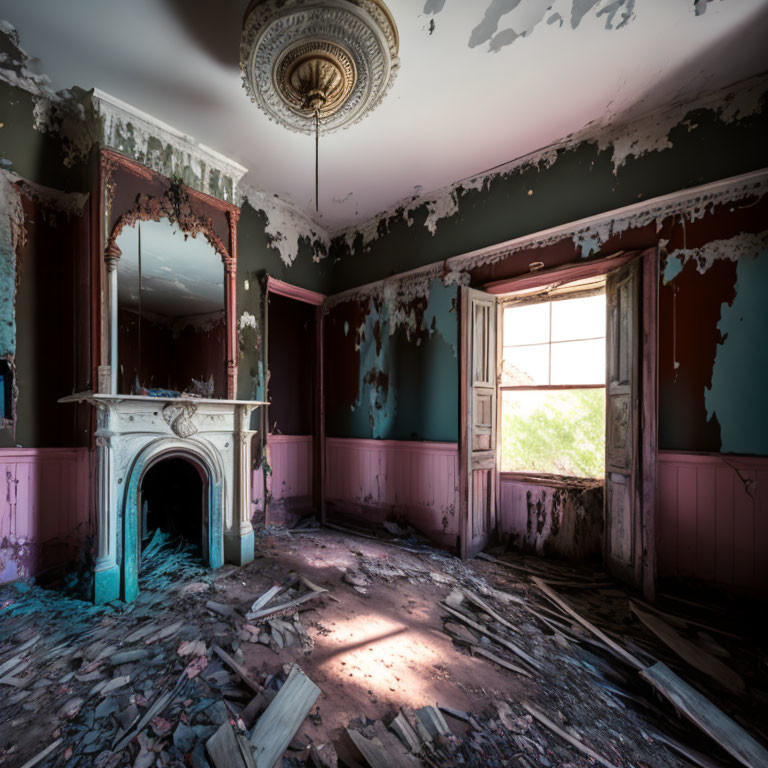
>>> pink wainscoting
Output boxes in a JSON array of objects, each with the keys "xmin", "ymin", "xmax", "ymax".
[
  {"xmin": 325, "ymin": 437, "xmax": 459, "ymax": 549},
  {"xmin": 0, "ymin": 448, "xmax": 91, "ymax": 583},
  {"xmin": 252, "ymin": 435, "xmax": 313, "ymax": 523},
  {"xmin": 657, "ymin": 452, "xmax": 768, "ymax": 591}
]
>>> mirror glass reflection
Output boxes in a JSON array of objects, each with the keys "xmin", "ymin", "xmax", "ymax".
[{"xmin": 115, "ymin": 218, "xmax": 226, "ymax": 398}]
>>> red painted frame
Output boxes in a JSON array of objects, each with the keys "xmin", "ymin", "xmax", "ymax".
[{"xmin": 96, "ymin": 149, "xmax": 240, "ymax": 399}]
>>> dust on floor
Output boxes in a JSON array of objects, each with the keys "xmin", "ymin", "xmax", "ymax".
[{"xmin": 0, "ymin": 525, "xmax": 763, "ymax": 767}]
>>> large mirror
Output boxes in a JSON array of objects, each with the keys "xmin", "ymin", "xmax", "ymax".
[{"xmin": 114, "ymin": 218, "xmax": 226, "ymax": 398}]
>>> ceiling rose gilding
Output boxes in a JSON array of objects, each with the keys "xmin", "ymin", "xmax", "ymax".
[{"xmin": 240, "ymin": 0, "xmax": 399, "ymax": 134}]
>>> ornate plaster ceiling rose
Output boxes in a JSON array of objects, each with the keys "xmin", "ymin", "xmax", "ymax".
[{"xmin": 240, "ymin": 0, "xmax": 399, "ymax": 134}]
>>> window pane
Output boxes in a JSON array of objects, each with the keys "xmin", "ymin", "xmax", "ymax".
[
  {"xmin": 550, "ymin": 339, "xmax": 605, "ymax": 385},
  {"xmin": 551, "ymin": 294, "xmax": 605, "ymax": 342},
  {"xmin": 503, "ymin": 303, "xmax": 550, "ymax": 346},
  {"xmin": 500, "ymin": 389, "xmax": 605, "ymax": 478},
  {"xmin": 501, "ymin": 344, "xmax": 549, "ymax": 386}
]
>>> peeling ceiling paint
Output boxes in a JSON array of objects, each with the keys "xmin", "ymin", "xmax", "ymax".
[{"xmin": 1, "ymin": 0, "xmax": 765, "ymax": 231}]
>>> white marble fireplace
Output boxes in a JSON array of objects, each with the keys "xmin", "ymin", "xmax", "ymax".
[{"xmin": 61, "ymin": 393, "xmax": 266, "ymax": 603}]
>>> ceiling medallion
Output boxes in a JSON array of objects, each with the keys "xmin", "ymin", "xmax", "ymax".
[{"xmin": 240, "ymin": 0, "xmax": 400, "ymax": 135}]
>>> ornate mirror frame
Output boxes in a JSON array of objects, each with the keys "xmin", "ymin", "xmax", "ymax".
[{"xmin": 96, "ymin": 149, "xmax": 239, "ymax": 399}]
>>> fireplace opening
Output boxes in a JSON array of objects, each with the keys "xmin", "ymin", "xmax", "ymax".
[{"xmin": 141, "ymin": 457, "xmax": 205, "ymax": 557}]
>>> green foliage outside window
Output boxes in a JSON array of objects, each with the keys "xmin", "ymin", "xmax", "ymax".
[{"xmin": 500, "ymin": 388, "xmax": 605, "ymax": 478}]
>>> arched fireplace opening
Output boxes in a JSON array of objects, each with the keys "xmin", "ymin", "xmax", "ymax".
[{"xmin": 140, "ymin": 456, "xmax": 206, "ymax": 560}]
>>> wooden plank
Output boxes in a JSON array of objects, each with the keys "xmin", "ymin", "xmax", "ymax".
[
  {"xmin": 472, "ymin": 646, "xmax": 532, "ymax": 677},
  {"xmin": 18, "ymin": 739, "xmax": 63, "ymax": 768},
  {"xmin": 531, "ymin": 578, "xmax": 643, "ymax": 670},
  {"xmin": 212, "ymin": 645, "xmax": 264, "ymax": 695},
  {"xmin": 522, "ymin": 703, "xmax": 620, "ymax": 768},
  {"xmin": 250, "ymin": 666, "xmax": 320, "ymax": 768},
  {"xmin": 440, "ymin": 602, "xmax": 542, "ymax": 671},
  {"xmin": 346, "ymin": 728, "xmax": 418, "ymax": 768},
  {"xmin": 246, "ymin": 589, "xmax": 326, "ymax": 621},
  {"xmin": 640, "ymin": 662, "xmax": 768, "ymax": 768},
  {"xmin": 206, "ymin": 722, "xmax": 248, "ymax": 768},
  {"xmin": 629, "ymin": 604, "xmax": 744, "ymax": 694}
]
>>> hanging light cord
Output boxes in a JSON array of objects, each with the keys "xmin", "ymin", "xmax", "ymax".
[
  {"xmin": 137, "ymin": 221, "xmax": 142, "ymax": 390},
  {"xmin": 315, "ymin": 108, "xmax": 319, "ymax": 212}
]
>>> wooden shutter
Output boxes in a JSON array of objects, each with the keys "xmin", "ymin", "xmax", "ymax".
[
  {"xmin": 605, "ymin": 261, "xmax": 640, "ymax": 583},
  {"xmin": 460, "ymin": 287, "xmax": 498, "ymax": 558}
]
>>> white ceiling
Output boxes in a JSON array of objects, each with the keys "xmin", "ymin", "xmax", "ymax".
[
  {"xmin": 116, "ymin": 219, "xmax": 224, "ymax": 317},
  {"xmin": 2, "ymin": 0, "xmax": 767, "ymax": 231}
]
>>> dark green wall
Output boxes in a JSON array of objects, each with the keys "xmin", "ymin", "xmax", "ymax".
[{"xmin": 328, "ymin": 102, "xmax": 768, "ymax": 293}]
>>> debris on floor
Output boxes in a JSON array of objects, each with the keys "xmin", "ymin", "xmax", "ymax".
[{"xmin": 0, "ymin": 525, "xmax": 765, "ymax": 767}]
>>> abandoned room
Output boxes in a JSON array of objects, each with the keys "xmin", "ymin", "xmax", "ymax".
[{"xmin": 0, "ymin": 0, "xmax": 766, "ymax": 766}]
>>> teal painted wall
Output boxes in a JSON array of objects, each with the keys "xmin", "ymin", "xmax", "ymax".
[
  {"xmin": 325, "ymin": 280, "xmax": 459, "ymax": 443},
  {"xmin": 705, "ymin": 247, "xmax": 768, "ymax": 455}
]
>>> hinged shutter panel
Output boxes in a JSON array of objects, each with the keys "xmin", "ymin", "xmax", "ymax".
[
  {"xmin": 605, "ymin": 261, "xmax": 641, "ymax": 583},
  {"xmin": 460, "ymin": 287, "xmax": 498, "ymax": 558}
]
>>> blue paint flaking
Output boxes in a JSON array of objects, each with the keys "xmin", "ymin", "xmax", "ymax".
[
  {"xmin": 663, "ymin": 254, "xmax": 685, "ymax": 284},
  {"xmin": 705, "ymin": 248, "xmax": 768, "ymax": 455}
]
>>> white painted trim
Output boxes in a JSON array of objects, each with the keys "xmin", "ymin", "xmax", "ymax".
[{"xmin": 93, "ymin": 89, "xmax": 247, "ymax": 175}]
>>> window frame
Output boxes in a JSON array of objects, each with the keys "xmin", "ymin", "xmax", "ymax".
[{"xmin": 498, "ymin": 280, "xmax": 607, "ymax": 482}]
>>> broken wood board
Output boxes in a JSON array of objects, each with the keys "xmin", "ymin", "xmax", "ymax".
[
  {"xmin": 346, "ymin": 727, "xmax": 419, "ymax": 768},
  {"xmin": 473, "ymin": 646, "xmax": 532, "ymax": 677},
  {"xmin": 630, "ymin": 603, "xmax": 744, "ymax": 694},
  {"xmin": 246, "ymin": 589, "xmax": 327, "ymax": 621},
  {"xmin": 522, "ymin": 702, "xmax": 620, "ymax": 768},
  {"xmin": 415, "ymin": 706, "xmax": 451, "ymax": 739},
  {"xmin": 531, "ymin": 577, "xmax": 643, "ymax": 670},
  {"xmin": 640, "ymin": 662, "xmax": 768, "ymax": 768},
  {"xmin": 460, "ymin": 588, "xmax": 521, "ymax": 636},
  {"xmin": 441, "ymin": 602, "xmax": 542, "ymax": 671},
  {"xmin": 633, "ymin": 599, "xmax": 741, "ymax": 640},
  {"xmin": 250, "ymin": 665, "xmax": 320, "ymax": 768},
  {"xmin": 249, "ymin": 585, "xmax": 283, "ymax": 614},
  {"xmin": 651, "ymin": 729, "xmax": 730, "ymax": 768},
  {"xmin": 213, "ymin": 644, "xmax": 264, "ymax": 695},
  {"xmin": 207, "ymin": 721, "xmax": 248, "ymax": 768},
  {"xmin": 18, "ymin": 739, "xmax": 63, "ymax": 768}
]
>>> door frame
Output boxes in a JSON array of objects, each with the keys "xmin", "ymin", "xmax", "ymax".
[{"xmin": 266, "ymin": 277, "xmax": 326, "ymax": 523}]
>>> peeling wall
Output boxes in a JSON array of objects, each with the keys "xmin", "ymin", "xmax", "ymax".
[
  {"xmin": 660, "ymin": 214, "xmax": 768, "ymax": 455},
  {"xmin": 499, "ymin": 478, "xmax": 604, "ymax": 561},
  {"xmin": 329, "ymin": 75, "xmax": 768, "ymax": 293},
  {"xmin": 325, "ymin": 279, "xmax": 459, "ymax": 442}
]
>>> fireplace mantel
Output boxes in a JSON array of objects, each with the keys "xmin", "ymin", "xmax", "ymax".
[{"xmin": 60, "ymin": 392, "xmax": 268, "ymax": 603}]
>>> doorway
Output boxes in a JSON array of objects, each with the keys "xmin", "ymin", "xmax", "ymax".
[
  {"xmin": 140, "ymin": 456, "xmax": 206, "ymax": 560},
  {"xmin": 265, "ymin": 287, "xmax": 319, "ymax": 524}
]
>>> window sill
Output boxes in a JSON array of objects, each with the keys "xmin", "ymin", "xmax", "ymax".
[{"xmin": 499, "ymin": 471, "xmax": 604, "ymax": 490}]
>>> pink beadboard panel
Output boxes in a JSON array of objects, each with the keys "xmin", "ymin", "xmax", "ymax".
[
  {"xmin": 0, "ymin": 448, "xmax": 91, "ymax": 583},
  {"xmin": 657, "ymin": 452, "xmax": 768, "ymax": 591},
  {"xmin": 498, "ymin": 477, "xmax": 604, "ymax": 560},
  {"xmin": 251, "ymin": 435, "xmax": 313, "ymax": 522},
  {"xmin": 325, "ymin": 438, "xmax": 460, "ymax": 549}
]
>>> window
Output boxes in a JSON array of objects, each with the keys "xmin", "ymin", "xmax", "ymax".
[{"xmin": 500, "ymin": 289, "xmax": 605, "ymax": 478}]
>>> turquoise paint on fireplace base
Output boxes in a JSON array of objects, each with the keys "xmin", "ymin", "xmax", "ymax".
[
  {"xmin": 93, "ymin": 563, "xmax": 121, "ymax": 604},
  {"xmin": 120, "ymin": 439, "xmax": 227, "ymax": 603}
]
